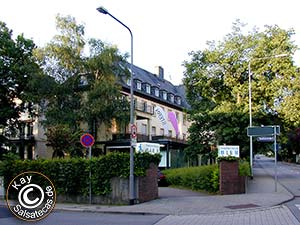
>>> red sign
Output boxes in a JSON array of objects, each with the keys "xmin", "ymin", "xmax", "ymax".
[
  {"xmin": 131, "ymin": 124, "xmax": 137, "ymax": 138},
  {"xmin": 80, "ymin": 133, "xmax": 95, "ymax": 147}
]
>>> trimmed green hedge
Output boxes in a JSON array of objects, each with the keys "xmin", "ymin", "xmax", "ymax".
[
  {"xmin": 163, "ymin": 164, "xmax": 219, "ymax": 193},
  {"xmin": 0, "ymin": 152, "xmax": 161, "ymax": 196},
  {"xmin": 164, "ymin": 160, "xmax": 250, "ymax": 193}
]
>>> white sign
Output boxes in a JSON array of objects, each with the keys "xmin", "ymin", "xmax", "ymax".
[
  {"xmin": 135, "ymin": 142, "xmax": 160, "ymax": 154},
  {"xmin": 218, "ymin": 145, "xmax": 240, "ymax": 157}
]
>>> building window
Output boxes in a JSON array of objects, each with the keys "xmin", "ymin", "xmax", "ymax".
[
  {"xmin": 160, "ymin": 128, "xmax": 164, "ymax": 136},
  {"xmin": 176, "ymin": 96, "xmax": 181, "ymax": 105},
  {"xmin": 176, "ymin": 112, "xmax": 180, "ymax": 123},
  {"xmin": 162, "ymin": 91, "xmax": 167, "ymax": 100},
  {"xmin": 169, "ymin": 94, "xmax": 174, "ymax": 103},
  {"xmin": 183, "ymin": 113, "xmax": 187, "ymax": 125},
  {"xmin": 141, "ymin": 124, "xmax": 147, "ymax": 135},
  {"xmin": 145, "ymin": 84, "xmax": 151, "ymax": 94},
  {"xmin": 154, "ymin": 88, "xmax": 159, "ymax": 97},
  {"xmin": 168, "ymin": 130, "xmax": 172, "ymax": 137},
  {"xmin": 136, "ymin": 80, "xmax": 142, "ymax": 90},
  {"xmin": 151, "ymin": 126, "xmax": 156, "ymax": 136}
]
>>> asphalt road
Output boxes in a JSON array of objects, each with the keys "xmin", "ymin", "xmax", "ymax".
[
  {"xmin": 0, "ymin": 206, "xmax": 166, "ymax": 225},
  {"xmin": 255, "ymin": 156, "xmax": 300, "ymax": 222}
]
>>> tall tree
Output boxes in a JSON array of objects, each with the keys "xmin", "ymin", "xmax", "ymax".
[
  {"xmin": 0, "ymin": 21, "xmax": 42, "ymax": 127},
  {"xmin": 183, "ymin": 20, "xmax": 298, "ymax": 163},
  {"xmin": 35, "ymin": 15, "xmax": 130, "ymax": 156}
]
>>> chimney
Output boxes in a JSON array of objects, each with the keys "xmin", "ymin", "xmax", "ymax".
[{"xmin": 155, "ymin": 66, "xmax": 164, "ymax": 79}]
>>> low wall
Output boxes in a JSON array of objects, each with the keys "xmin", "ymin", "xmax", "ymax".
[
  {"xmin": 0, "ymin": 176, "xmax": 4, "ymax": 199},
  {"xmin": 57, "ymin": 163, "xmax": 158, "ymax": 205},
  {"xmin": 219, "ymin": 160, "xmax": 245, "ymax": 195}
]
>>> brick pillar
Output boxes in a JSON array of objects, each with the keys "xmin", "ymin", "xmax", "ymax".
[
  {"xmin": 137, "ymin": 163, "xmax": 158, "ymax": 202},
  {"xmin": 219, "ymin": 160, "xmax": 244, "ymax": 194}
]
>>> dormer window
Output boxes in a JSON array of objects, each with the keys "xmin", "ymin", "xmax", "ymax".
[
  {"xmin": 162, "ymin": 91, "xmax": 167, "ymax": 100},
  {"xmin": 176, "ymin": 96, "xmax": 181, "ymax": 105},
  {"xmin": 136, "ymin": 80, "xmax": 142, "ymax": 90},
  {"xmin": 154, "ymin": 87, "xmax": 159, "ymax": 97},
  {"xmin": 169, "ymin": 94, "xmax": 174, "ymax": 103},
  {"xmin": 145, "ymin": 84, "xmax": 151, "ymax": 94}
]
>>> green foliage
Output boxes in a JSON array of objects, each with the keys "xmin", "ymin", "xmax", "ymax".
[
  {"xmin": 164, "ymin": 160, "xmax": 250, "ymax": 194},
  {"xmin": 183, "ymin": 20, "xmax": 298, "ymax": 162},
  {"xmin": 0, "ymin": 21, "xmax": 42, "ymax": 127},
  {"xmin": 45, "ymin": 124, "xmax": 82, "ymax": 158},
  {"xmin": 35, "ymin": 15, "xmax": 130, "ymax": 137},
  {"xmin": 0, "ymin": 152, "xmax": 161, "ymax": 196},
  {"xmin": 239, "ymin": 160, "xmax": 251, "ymax": 177},
  {"xmin": 217, "ymin": 156, "xmax": 239, "ymax": 162},
  {"xmin": 163, "ymin": 164, "xmax": 219, "ymax": 193}
]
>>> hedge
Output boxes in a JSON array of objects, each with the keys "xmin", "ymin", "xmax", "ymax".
[
  {"xmin": 0, "ymin": 152, "xmax": 161, "ymax": 196},
  {"xmin": 163, "ymin": 164, "xmax": 219, "ymax": 193},
  {"xmin": 163, "ymin": 160, "xmax": 250, "ymax": 193}
]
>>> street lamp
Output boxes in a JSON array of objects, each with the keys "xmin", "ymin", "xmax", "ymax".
[
  {"xmin": 97, "ymin": 6, "xmax": 135, "ymax": 205},
  {"xmin": 248, "ymin": 53, "xmax": 288, "ymax": 177}
]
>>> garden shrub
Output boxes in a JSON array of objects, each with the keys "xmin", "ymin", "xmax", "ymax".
[
  {"xmin": 164, "ymin": 159, "xmax": 250, "ymax": 194},
  {"xmin": 0, "ymin": 152, "xmax": 161, "ymax": 196},
  {"xmin": 163, "ymin": 164, "xmax": 219, "ymax": 193}
]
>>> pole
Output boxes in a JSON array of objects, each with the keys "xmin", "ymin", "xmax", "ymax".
[
  {"xmin": 274, "ymin": 126, "xmax": 278, "ymax": 192},
  {"xmin": 248, "ymin": 61, "xmax": 253, "ymax": 177},
  {"xmin": 247, "ymin": 54, "xmax": 288, "ymax": 178},
  {"xmin": 89, "ymin": 146, "xmax": 92, "ymax": 204},
  {"xmin": 96, "ymin": 7, "xmax": 135, "ymax": 205}
]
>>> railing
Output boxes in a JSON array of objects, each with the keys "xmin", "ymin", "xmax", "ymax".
[
  {"xmin": 134, "ymin": 101, "xmax": 154, "ymax": 115},
  {"xmin": 112, "ymin": 133, "xmax": 186, "ymax": 144}
]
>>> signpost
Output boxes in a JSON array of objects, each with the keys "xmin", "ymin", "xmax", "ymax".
[
  {"xmin": 80, "ymin": 133, "xmax": 95, "ymax": 204},
  {"xmin": 247, "ymin": 125, "xmax": 280, "ymax": 192}
]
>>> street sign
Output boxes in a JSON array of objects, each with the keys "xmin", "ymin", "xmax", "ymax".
[
  {"xmin": 247, "ymin": 126, "xmax": 280, "ymax": 136},
  {"xmin": 80, "ymin": 133, "xmax": 95, "ymax": 147},
  {"xmin": 131, "ymin": 124, "xmax": 137, "ymax": 138},
  {"xmin": 218, "ymin": 145, "xmax": 240, "ymax": 157},
  {"xmin": 257, "ymin": 136, "xmax": 274, "ymax": 142}
]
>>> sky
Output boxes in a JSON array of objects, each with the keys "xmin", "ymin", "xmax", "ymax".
[{"xmin": 0, "ymin": 0, "xmax": 299, "ymax": 85}]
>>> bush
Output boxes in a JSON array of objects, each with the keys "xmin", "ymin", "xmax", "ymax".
[
  {"xmin": 163, "ymin": 164, "xmax": 219, "ymax": 193},
  {"xmin": 0, "ymin": 152, "xmax": 161, "ymax": 196},
  {"xmin": 163, "ymin": 159, "xmax": 250, "ymax": 194},
  {"xmin": 239, "ymin": 160, "xmax": 251, "ymax": 177}
]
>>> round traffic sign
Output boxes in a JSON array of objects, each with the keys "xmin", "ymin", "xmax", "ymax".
[
  {"xmin": 80, "ymin": 133, "xmax": 95, "ymax": 147},
  {"xmin": 131, "ymin": 124, "xmax": 137, "ymax": 138}
]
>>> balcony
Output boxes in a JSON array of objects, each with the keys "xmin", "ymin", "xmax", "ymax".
[
  {"xmin": 134, "ymin": 101, "xmax": 154, "ymax": 115},
  {"xmin": 112, "ymin": 133, "xmax": 186, "ymax": 144}
]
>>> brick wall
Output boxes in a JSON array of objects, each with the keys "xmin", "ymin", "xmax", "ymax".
[
  {"xmin": 136, "ymin": 163, "xmax": 158, "ymax": 203},
  {"xmin": 219, "ymin": 160, "xmax": 245, "ymax": 195}
]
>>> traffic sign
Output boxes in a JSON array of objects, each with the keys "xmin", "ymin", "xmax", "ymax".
[
  {"xmin": 247, "ymin": 126, "xmax": 280, "ymax": 136},
  {"xmin": 131, "ymin": 124, "xmax": 137, "ymax": 138},
  {"xmin": 80, "ymin": 133, "xmax": 95, "ymax": 147}
]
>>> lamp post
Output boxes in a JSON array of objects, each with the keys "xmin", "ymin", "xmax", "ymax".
[
  {"xmin": 248, "ymin": 53, "xmax": 288, "ymax": 177},
  {"xmin": 97, "ymin": 6, "xmax": 135, "ymax": 205}
]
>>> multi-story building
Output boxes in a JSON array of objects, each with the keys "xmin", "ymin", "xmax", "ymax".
[
  {"xmin": 2, "ymin": 65, "xmax": 191, "ymax": 168},
  {"xmin": 103, "ymin": 65, "xmax": 191, "ymax": 168}
]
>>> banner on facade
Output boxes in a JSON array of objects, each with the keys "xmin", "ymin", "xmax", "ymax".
[
  {"xmin": 168, "ymin": 111, "xmax": 179, "ymax": 136},
  {"xmin": 154, "ymin": 106, "xmax": 168, "ymax": 132}
]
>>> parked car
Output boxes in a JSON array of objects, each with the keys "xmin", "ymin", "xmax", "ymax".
[{"xmin": 157, "ymin": 169, "xmax": 168, "ymax": 186}]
